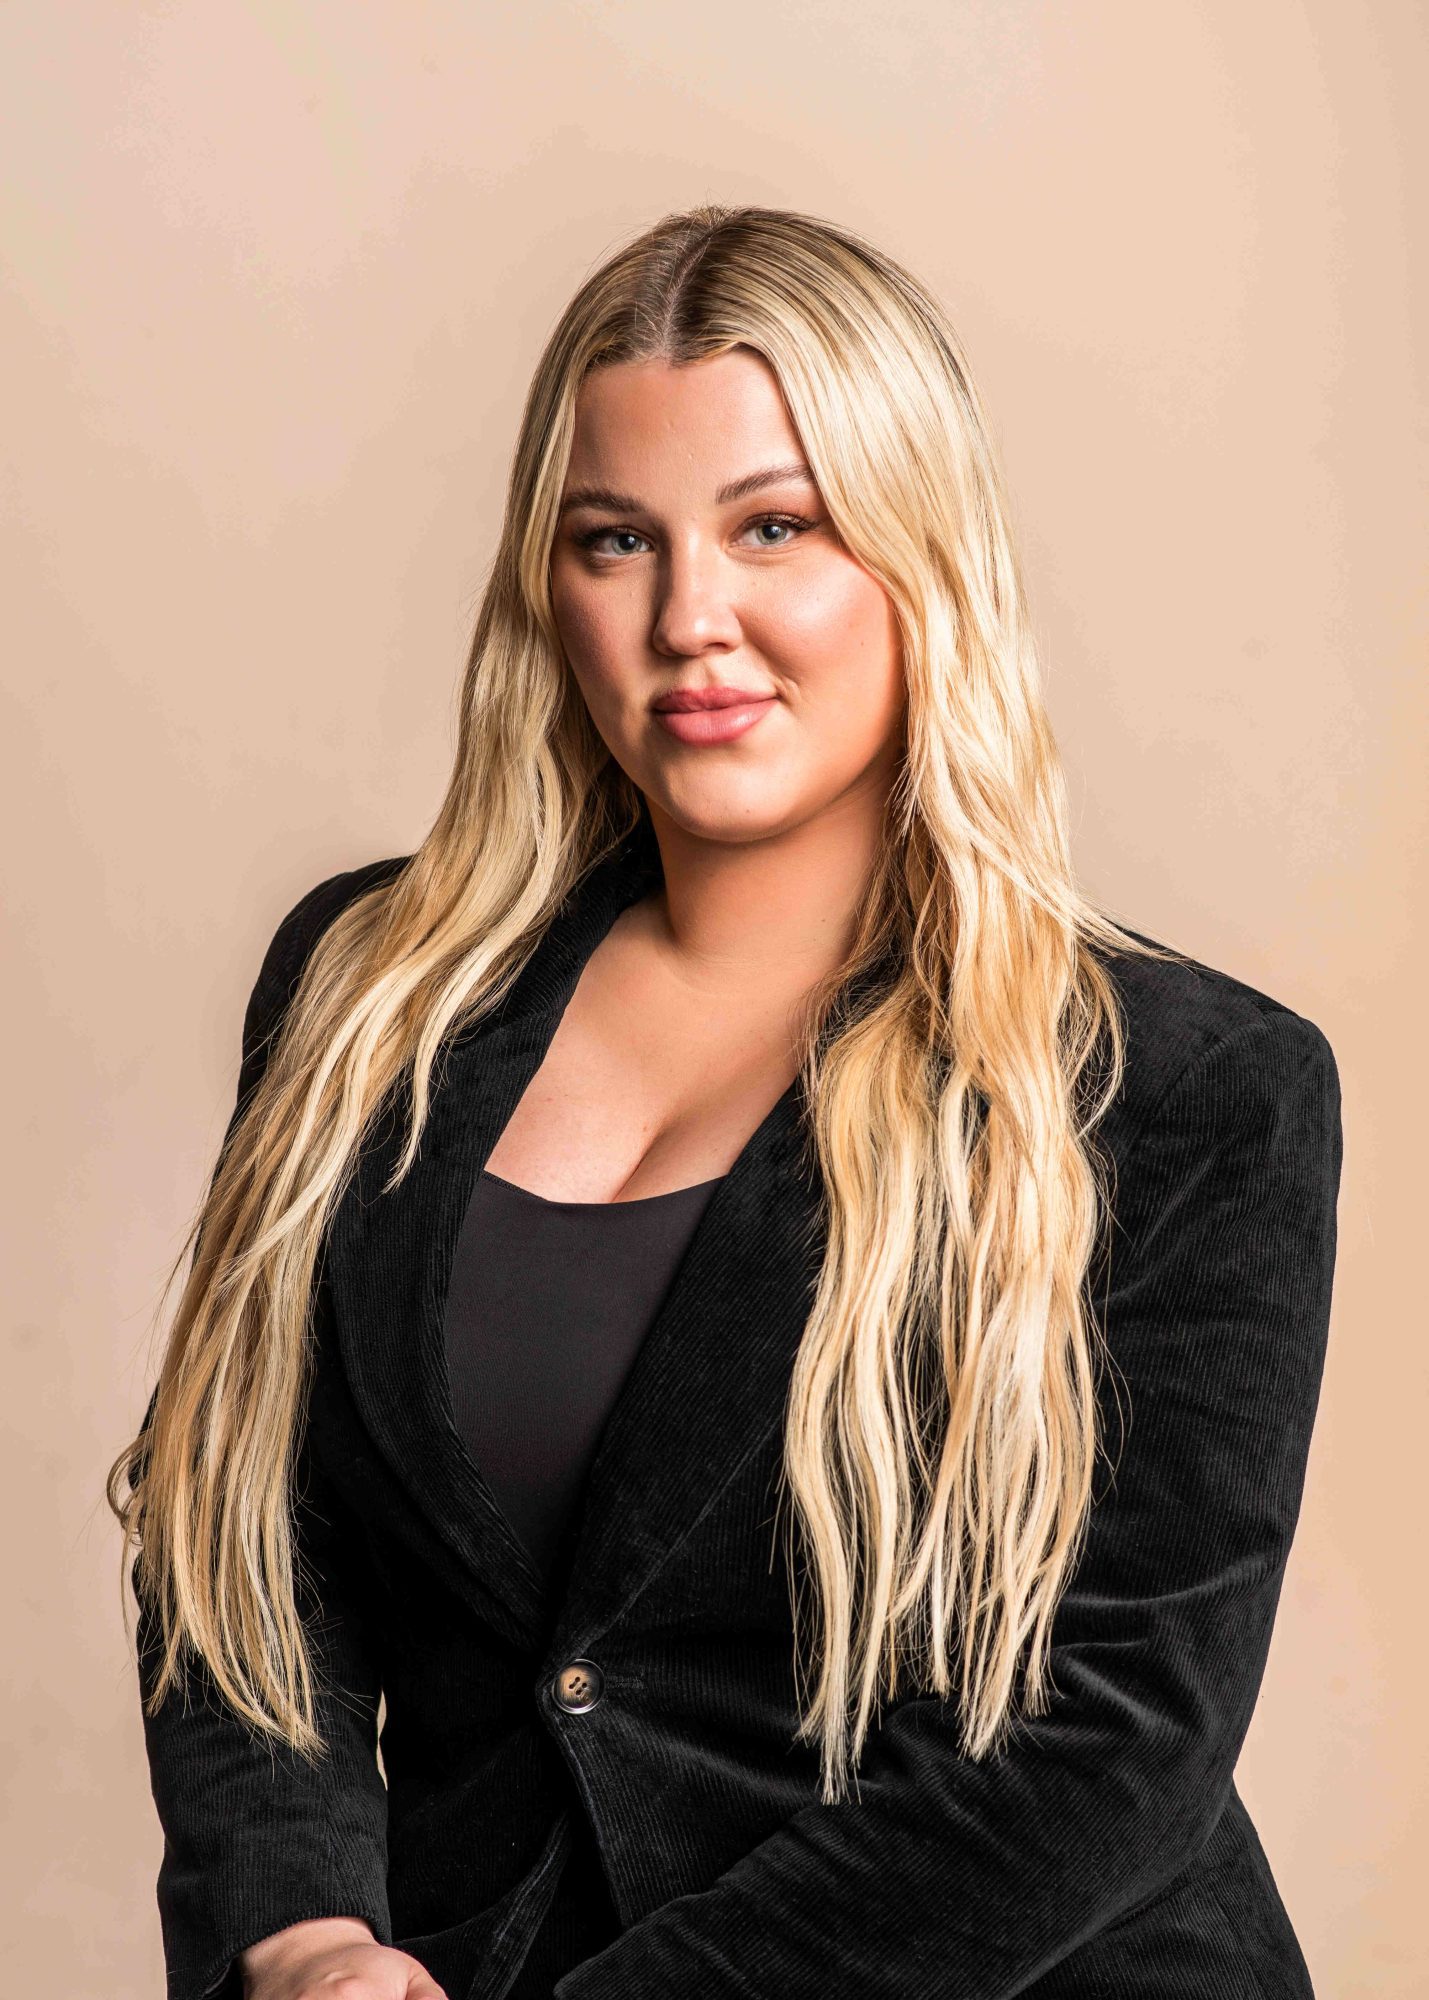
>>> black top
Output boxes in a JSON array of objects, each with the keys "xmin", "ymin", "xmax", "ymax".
[
  {"xmin": 441, "ymin": 1161, "xmax": 727, "ymax": 1994},
  {"xmin": 442, "ymin": 1164, "xmax": 725, "ymax": 1584}
]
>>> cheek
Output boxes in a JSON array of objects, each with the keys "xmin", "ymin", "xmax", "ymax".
[
  {"xmin": 548, "ymin": 572, "xmax": 608, "ymax": 680},
  {"xmin": 551, "ymin": 567, "xmax": 633, "ymax": 697},
  {"xmin": 764, "ymin": 564, "xmax": 903, "ymax": 720}
]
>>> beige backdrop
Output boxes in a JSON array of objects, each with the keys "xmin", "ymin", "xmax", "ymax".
[{"xmin": 3, "ymin": 4, "xmax": 1422, "ymax": 1995}]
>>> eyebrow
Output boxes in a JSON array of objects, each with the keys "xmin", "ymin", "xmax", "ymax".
[{"xmin": 558, "ymin": 460, "xmax": 817, "ymax": 516}]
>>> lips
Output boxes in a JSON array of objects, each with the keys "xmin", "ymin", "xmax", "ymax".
[
  {"xmin": 651, "ymin": 685, "xmax": 776, "ymax": 713},
  {"xmin": 650, "ymin": 687, "xmax": 778, "ymax": 747}
]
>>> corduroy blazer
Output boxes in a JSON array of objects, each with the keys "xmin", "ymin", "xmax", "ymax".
[{"xmin": 131, "ymin": 821, "xmax": 1344, "ymax": 2000}]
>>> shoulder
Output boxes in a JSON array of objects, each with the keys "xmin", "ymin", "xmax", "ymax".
[
  {"xmin": 238, "ymin": 853, "xmax": 413, "ymax": 1080},
  {"xmin": 251, "ymin": 854, "xmax": 412, "ymax": 1008},
  {"xmin": 1089, "ymin": 922, "xmax": 1341, "ymax": 1162}
]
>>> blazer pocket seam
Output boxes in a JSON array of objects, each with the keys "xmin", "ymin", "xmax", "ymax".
[{"xmin": 580, "ymin": 1416, "xmax": 784, "ymax": 1648}]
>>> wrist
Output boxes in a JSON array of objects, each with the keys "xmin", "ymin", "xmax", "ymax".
[{"xmin": 240, "ymin": 1914, "xmax": 377, "ymax": 1977}]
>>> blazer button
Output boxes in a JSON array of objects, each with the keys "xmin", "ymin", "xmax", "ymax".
[{"xmin": 553, "ymin": 1658, "xmax": 604, "ymax": 1712}]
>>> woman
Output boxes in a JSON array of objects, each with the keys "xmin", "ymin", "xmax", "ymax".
[{"xmin": 111, "ymin": 204, "xmax": 1343, "ymax": 2000}]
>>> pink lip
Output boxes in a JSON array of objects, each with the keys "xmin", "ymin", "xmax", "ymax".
[
  {"xmin": 651, "ymin": 684, "xmax": 777, "ymax": 746},
  {"xmin": 651, "ymin": 685, "xmax": 774, "ymax": 712}
]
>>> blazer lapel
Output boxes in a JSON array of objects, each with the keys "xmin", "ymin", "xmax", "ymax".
[
  {"xmin": 544, "ymin": 1078, "xmax": 824, "ymax": 1662},
  {"xmin": 324, "ymin": 822, "xmax": 830, "ymax": 1656}
]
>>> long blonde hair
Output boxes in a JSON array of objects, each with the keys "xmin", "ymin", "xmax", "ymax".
[{"xmin": 109, "ymin": 202, "xmax": 1178, "ymax": 1804}]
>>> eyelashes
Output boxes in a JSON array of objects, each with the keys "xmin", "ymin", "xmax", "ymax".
[{"xmin": 572, "ymin": 511, "xmax": 821, "ymax": 560}]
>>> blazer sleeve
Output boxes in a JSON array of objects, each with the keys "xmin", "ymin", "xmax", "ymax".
[
  {"xmin": 554, "ymin": 1006, "xmax": 1345, "ymax": 2000},
  {"xmin": 129, "ymin": 865, "xmax": 403, "ymax": 2000}
]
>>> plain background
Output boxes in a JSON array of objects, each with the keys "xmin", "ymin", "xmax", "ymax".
[{"xmin": 2, "ymin": 4, "xmax": 1422, "ymax": 1995}]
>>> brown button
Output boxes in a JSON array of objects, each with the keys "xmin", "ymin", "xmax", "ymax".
[{"xmin": 553, "ymin": 1659, "xmax": 604, "ymax": 1712}]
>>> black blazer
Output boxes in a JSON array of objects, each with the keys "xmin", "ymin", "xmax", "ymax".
[{"xmin": 132, "ymin": 825, "xmax": 1344, "ymax": 2000}]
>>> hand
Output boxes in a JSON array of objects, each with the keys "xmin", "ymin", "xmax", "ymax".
[{"xmin": 240, "ymin": 1916, "xmax": 449, "ymax": 1998}]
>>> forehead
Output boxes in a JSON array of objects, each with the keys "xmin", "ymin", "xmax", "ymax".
[{"xmin": 564, "ymin": 350, "xmax": 806, "ymax": 488}]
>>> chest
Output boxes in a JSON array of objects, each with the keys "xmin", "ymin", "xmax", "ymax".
[{"xmin": 481, "ymin": 933, "xmax": 803, "ymax": 1202}]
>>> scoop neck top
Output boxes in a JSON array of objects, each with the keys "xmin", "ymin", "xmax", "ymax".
[
  {"xmin": 478, "ymin": 1165, "xmax": 727, "ymax": 1210},
  {"xmin": 443, "ymin": 1163, "xmax": 727, "ymax": 1598}
]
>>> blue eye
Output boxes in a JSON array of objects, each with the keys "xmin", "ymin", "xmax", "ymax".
[
  {"xmin": 573, "ymin": 527, "xmax": 647, "ymax": 557},
  {"xmin": 588, "ymin": 529, "xmax": 646, "ymax": 556}
]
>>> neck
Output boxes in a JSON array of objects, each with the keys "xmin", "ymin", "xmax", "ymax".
[{"xmin": 638, "ymin": 788, "xmax": 889, "ymax": 997}]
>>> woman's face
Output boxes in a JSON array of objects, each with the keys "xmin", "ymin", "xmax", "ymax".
[{"xmin": 549, "ymin": 348, "xmax": 905, "ymax": 848}]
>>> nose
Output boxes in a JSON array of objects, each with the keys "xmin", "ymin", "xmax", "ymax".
[{"xmin": 650, "ymin": 537, "xmax": 742, "ymax": 659}]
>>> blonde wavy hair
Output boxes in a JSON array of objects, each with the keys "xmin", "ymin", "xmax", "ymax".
[{"xmin": 109, "ymin": 202, "xmax": 1177, "ymax": 1805}]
